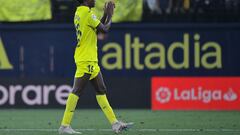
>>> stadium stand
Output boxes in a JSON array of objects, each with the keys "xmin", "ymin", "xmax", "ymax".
[{"xmin": 51, "ymin": 0, "xmax": 240, "ymax": 23}]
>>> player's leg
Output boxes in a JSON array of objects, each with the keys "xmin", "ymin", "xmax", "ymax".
[
  {"xmin": 59, "ymin": 74, "xmax": 90, "ymax": 134},
  {"xmin": 90, "ymin": 71, "xmax": 118, "ymax": 124},
  {"xmin": 61, "ymin": 74, "xmax": 90, "ymax": 126},
  {"xmin": 90, "ymin": 71, "xmax": 133, "ymax": 133}
]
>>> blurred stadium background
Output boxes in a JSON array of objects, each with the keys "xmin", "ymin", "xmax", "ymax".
[{"xmin": 0, "ymin": 0, "xmax": 240, "ymax": 135}]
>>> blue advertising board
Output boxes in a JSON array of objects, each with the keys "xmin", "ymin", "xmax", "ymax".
[
  {"xmin": 0, "ymin": 23, "xmax": 240, "ymax": 78},
  {"xmin": 0, "ymin": 23, "xmax": 240, "ymax": 108}
]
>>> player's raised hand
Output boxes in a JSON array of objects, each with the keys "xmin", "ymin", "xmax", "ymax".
[
  {"xmin": 105, "ymin": 1, "xmax": 114, "ymax": 17},
  {"xmin": 97, "ymin": 1, "xmax": 115, "ymax": 33},
  {"xmin": 103, "ymin": 2, "xmax": 108, "ymax": 15},
  {"xmin": 109, "ymin": 0, "xmax": 116, "ymax": 8}
]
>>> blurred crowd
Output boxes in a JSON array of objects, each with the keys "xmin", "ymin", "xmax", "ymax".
[
  {"xmin": 52, "ymin": 0, "xmax": 240, "ymax": 23},
  {"xmin": 143, "ymin": 0, "xmax": 240, "ymax": 22}
]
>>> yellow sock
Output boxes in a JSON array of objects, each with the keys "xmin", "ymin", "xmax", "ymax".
[
  {"xmin": 61, "ymin": 93, "xmax": 79, "ymax": 126},
  {"xmin": 96, "ymin": 94, "xmax": 118, "ymax": 125}
]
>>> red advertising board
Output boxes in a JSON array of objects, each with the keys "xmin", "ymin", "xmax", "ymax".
[{"xmin": 151, "ymin": 77, "xmax": 240, "ymax": 110}]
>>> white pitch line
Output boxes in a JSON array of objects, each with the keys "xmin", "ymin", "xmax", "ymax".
[{"xmin": 0, "ymin": 128, "xmax": 240, "ymax": 132}]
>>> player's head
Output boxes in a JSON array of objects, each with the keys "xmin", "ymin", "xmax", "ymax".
[{"xmin": 77, "ymin": 0, "xmax": 96, "ymax": 8}]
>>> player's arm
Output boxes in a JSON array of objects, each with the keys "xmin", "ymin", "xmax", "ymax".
[
  {"xmin": 100, "ymin": 3, "xmax": 108, "ymax": 24},
  {"xmin": 97, "ymin": 2, "xmax": 114, "ymax": 33}
]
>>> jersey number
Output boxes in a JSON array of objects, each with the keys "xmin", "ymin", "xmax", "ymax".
[{"xmin": 87, "ymin": 65, "xmax": 94, "ymax": 73}]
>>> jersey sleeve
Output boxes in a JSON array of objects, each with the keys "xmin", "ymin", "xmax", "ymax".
[{"xmin": 88, "ymin": 13, "xmax": 101, "ymax": 28}]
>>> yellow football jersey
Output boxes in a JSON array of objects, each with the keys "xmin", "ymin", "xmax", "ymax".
[{"xmin": 74, "ymin": 6, "xmax": 100, "ymax": 62}]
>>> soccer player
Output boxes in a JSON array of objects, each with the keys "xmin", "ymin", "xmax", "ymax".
[{"xmin": 58, "ymin": 0, "xmax": 133, "ymax": 134}]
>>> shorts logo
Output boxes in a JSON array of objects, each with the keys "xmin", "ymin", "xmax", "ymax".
[{"xmin": 156, "ymin": 87, "xmax": 171, "ymax": 103}]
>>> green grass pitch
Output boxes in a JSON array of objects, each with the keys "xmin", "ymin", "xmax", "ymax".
[{"xmin": 0, "ymin": 109, "xmax": 239, "ymax": 135}]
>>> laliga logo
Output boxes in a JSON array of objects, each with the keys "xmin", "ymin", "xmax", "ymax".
[
  {"xmin": 156, "ymin": 87, "xmax": 171, "ymax": 103},
  {"xmin": 155, "ymin": 87, "xmax": 238, "ymax": 104},
  {"xmin": 223, "ymin": 88, "xmax": 237, "ymax": 101}
]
